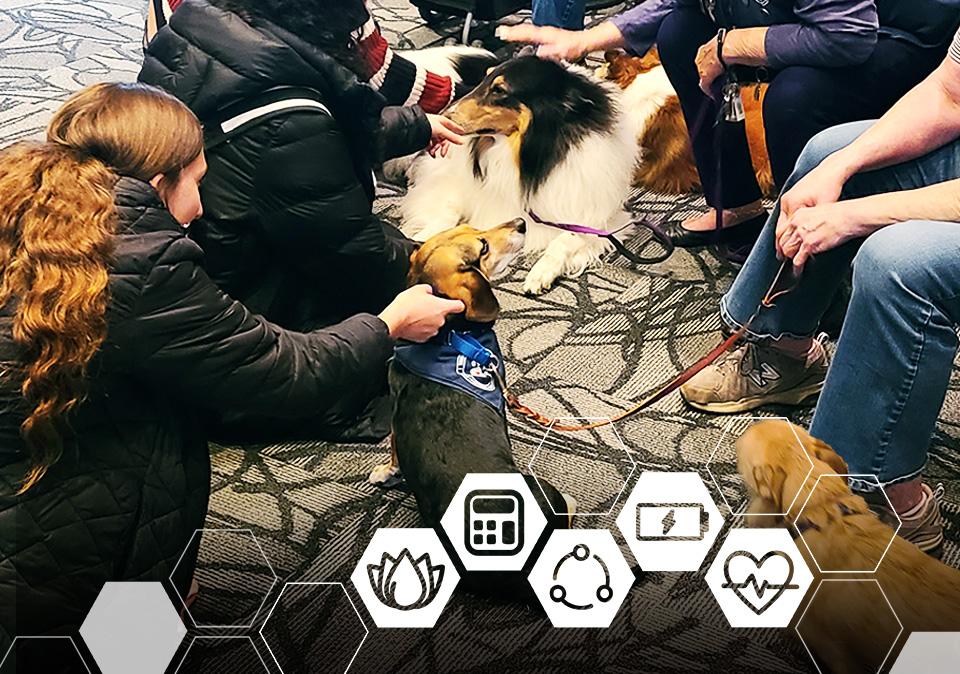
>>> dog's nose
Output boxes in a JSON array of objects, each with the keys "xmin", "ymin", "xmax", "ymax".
[{"xmin": 512, "ymin": 217, "xmax": 526, "ymax": 234}]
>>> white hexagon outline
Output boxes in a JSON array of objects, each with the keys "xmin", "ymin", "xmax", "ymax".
[
  {"xmin": 527, "ymin": 417, "xmax": 638, "ymax": 516},
  {"xmin": 796, "ymin": 578, "xmax": 903, "ymax": 674},
  {"xmin": 169, "ymin": 528, "xmax": 279, "ymax": 629},
  {"xmin": 259, "ymin": 581, "xmax": 369, "ymax": 674},
  {"xmin": 0, "ymin": 636, "xmax": 91, "ymax": 673},
  {"xmin": 795, "ymin": 474, "xmax": 902, "ymax": 574},
  {"xmin": 173, "ymin": 635, "xmax": 269, "ymax": 673},
  {"xmin": 705, "ymin": 416, "xmax": 815, "ymax": 518}
]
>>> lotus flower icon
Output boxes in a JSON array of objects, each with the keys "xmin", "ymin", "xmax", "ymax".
[{"xmin": 367, "ymin": 548, "xmax": 445, "ymax": 611}]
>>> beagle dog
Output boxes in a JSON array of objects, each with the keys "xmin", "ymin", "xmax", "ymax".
[
  {"xmin": 369, "ymin": 219, "xmax": 574, "ymax": 535},
  {"xmin": 738, "ymin": 421, "xmax": 960, "ymax": 674}
]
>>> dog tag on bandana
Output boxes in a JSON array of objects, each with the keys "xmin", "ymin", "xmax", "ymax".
[{"xmin": 394, "ymin": 327, "xmax": 507, "ymax": 414}]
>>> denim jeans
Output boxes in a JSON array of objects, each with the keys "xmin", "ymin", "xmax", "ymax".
[
  {"xmin": 531, "ymin": 0, "xmax": 585, "ymax": 29},
  {"xmin": 721, "ymin": 120, "xmax": 960, "ymax": 491}
]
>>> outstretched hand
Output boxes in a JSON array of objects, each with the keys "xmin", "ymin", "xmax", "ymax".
[
  {"xmin": 426, "ymin": 114, "xmax": 465, "ymax": 158},
  {"xmin": 496, "ymin": 24, "xmax": 588, "ymax": 62}
]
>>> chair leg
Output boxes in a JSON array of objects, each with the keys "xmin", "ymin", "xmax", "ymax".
[{"xmin": 461, "ymin": 11, "xmax": 473, "ymax": 44}]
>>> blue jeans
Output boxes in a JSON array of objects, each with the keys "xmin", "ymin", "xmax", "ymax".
[
  {"xmin": 531, "ymin": 0, "xmax": 585, "ymax": 29},
  {"xmin": 721, "ymin": 120, "xmax": 960, "ymax": 491}
]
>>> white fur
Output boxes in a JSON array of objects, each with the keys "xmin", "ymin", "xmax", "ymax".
[
  {"xmin": 618, "ymin": 65, "xmax": 676, "ymax": 147},
  {"xmin": 402, "ymin": 70, "xmax": 638, "ymax": 294}
]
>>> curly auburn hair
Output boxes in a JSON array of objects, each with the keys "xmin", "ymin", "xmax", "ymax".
[{"xmin": 0, "ymin": 82, "xmax": 203, "ymax": 494}]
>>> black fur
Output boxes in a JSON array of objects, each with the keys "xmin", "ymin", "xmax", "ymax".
[
  {"xmin": 451, "ymin": 52, "xmax": 502, "ymax": 91},
  {"xmin": 478, "ymin": 56, "xmax": 616, "ymax": 195},
  {"xmin": 389, "ymin": 355, "xmax": 569, "ymax": 593}
]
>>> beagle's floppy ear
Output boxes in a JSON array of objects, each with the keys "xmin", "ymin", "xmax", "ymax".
[
  {"xmin": 459, "ymin": 267, "xmax": 499, "ymax": 322},
  {"xmin": 810, "ymin": 436, "xmax": 849, "ymax": 475},
  {"xmin": 752, "ymin": 464, "xmax": 788, "ymax": 511}
]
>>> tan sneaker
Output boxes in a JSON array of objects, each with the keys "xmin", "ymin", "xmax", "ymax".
[
  {"xmin": 866, "ymin": 483, "xmax": 945, "ymax": 558},
  {"xmin": 680, "ymin": 335, "xmax": 829, "ymax": 413}
]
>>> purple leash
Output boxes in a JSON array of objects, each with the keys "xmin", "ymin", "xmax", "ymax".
[{"xmin": 526, "ymin": 211, "xmax": 674, "ymax": 265}]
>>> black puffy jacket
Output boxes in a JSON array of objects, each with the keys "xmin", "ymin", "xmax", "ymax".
[
  {"xmin": 0, "ymin": 178, "xmax": 394, "ymax": 652},
  {"xmin": 138, "ymin": 0, "xmax": 429, "ymax": 331}
]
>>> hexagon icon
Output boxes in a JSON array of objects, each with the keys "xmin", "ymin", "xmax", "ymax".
[
  {"xmin": 796, "ymin": 474, "xmax": 901, "ymax": 573},
  {"xmin": 528, "ymin": 418, "xmax": 637, "ymax": 516},
  {"xmin": 797, "ymin": 579, "xmax": 903, "ymax": 674},
  {"xmin": 261, "ymin": 582, "xmax": 368, "ymax": 673},
  {"xmin": 705, "ymin": 528, "xmax": 813, "ymax": 628},
  {"xmin": 0, "ymin": 636, "xmax": 90, "ymax": 674},
  {"xmin": 440, "ymin": 473, "xmax": 548, "ymax": 572},
  {"xmin": 528, "ymin": 529, "xmax": 634, "ymax": 628},
  {"xmin": 79, "ymin": 582, "xmax": 187, "ymax": 674},
  {"xmin": 351, "ymin": 528, "xmax": 459, "ymax": 628},
  {"xmin": 706, "ymin": 417, "xmax": 814, "ymax": 517},
  {"xmin": 170, "ymin": 528, "xmax": 278, "ymax": 628},
  {"xmin": 615, "ymin": 471, "xmax": 723, "ymax": 572}
]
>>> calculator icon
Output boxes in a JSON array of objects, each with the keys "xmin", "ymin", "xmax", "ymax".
[{"xmin": 465, "ymin": 489, "xmax": 524, "ymax": 556}]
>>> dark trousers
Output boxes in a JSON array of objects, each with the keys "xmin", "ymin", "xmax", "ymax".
[{"xmin": 656, "ymin": 8, "xmax": 947, "ymax": 208}]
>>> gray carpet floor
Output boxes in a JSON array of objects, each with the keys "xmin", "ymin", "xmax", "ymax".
[{"xmin": 3, "ymin": 1, "xmax": 959, "ymax": 673}]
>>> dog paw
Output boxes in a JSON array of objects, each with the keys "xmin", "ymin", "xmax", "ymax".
[
  {"xmin": 522, "ymin": 259, "xmax": 561, "ymax": 295},
  {"xmin": 368, "ymin": 463, "xmax": 403, "ymax": 488}
]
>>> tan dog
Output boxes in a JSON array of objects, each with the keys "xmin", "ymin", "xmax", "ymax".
[
  {"xmin": 599, "ymin": 50, "xmax": 775, "ymax": 198},
  {"xmin": 738, "ymin": 421, "xmax": 960, "ymax": 674}
]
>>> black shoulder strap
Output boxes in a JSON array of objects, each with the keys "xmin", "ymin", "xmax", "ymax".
[{"xmin": 203, "ymin": 86, "xmax": 331, "ymax": 151}]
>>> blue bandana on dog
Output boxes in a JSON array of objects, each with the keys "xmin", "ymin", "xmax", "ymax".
[{"xmin": 393, "ymin": 323, "xmax": 506, "ymax": 414}]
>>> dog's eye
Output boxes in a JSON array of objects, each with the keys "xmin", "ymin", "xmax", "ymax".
[
  {"xmin": 479, "ymin": 238, "xmax": 489, "ymax": 256},
  {"xmin": 489, "ymin": 84, "xmax": 507, "ymax": 96}
]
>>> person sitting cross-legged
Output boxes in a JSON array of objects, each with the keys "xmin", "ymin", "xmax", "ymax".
[{"xmin": 680, "ymin": 33, "xmax": 960, "ymax": 557}]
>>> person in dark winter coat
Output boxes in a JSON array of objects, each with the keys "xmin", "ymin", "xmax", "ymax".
[
  {"xmin": 139, "ymin": 0, "xmax": 464, "ymax": 439},
  {"xmin": 0, "ymin": 82, "xmax": 462, "ymax": 662},
  {"xmin": 139, "ymin": 0, "xmax": 462, "ymax": 331}
]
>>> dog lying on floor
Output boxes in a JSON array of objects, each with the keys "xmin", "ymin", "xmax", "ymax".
[
  {"xmin": 598, "ymin": 49, "xmax": 775, "ymax": 198},
  {"xmin": 369, "ymin": 218, "xmax": 573, "ymax": 534},
  {"xmin": 738, "ymin": 421, "xmax": 960, "ymax": 674},
  {"xmin": 401, "ymin": 56, "xmax": 637, "ymax": 295}
]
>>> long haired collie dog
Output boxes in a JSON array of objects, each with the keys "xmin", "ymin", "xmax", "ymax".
[
  {"xmin": 401, "ymin": 56, "xmax": 637, "ymax": 295},
  {"xmin": 598, "ymin": 49, "xmax": 775, "ymax": 197}
]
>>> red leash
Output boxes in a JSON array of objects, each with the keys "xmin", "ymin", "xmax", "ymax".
[{"xmin": 495, "ymin": 260, "xmax": 797, "ymax": 432}]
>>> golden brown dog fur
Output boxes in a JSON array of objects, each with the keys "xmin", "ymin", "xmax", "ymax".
[
  {"xmin": 739, "ymin": 420, "xmax": 960, "ymax": 674},
  {"xmin": 600, "ymin": 50, "xmax": 775, "ymax": 197}
]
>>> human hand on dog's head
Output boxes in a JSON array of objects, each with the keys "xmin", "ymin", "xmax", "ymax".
[
  {"xmin": 378, "ymin": 285, "xmax": 464, "ymax": 342},
  {"xmin": 496, "ymin": 24, "xmax": 588, "ymax": 62},
  {"xmin": 405, "ymin": 219, "xmax": 526, "ymax": 323}
]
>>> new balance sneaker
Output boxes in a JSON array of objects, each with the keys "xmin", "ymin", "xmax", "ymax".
[
  {"xmin": 680, "ymin": 335, "xmax": 829, "ymax": 413},
  {"xmin": 865, "ymin": 483, "xmax": 945, "ymax": 558}
]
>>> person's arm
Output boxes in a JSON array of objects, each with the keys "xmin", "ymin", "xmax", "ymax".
[
  {"xmin": 121, "ymin": 236, "xmax": 396, "ymax": 417},
  {"xmin": 762, "ymin": 0, "xmax": 878, "ymax": 69},
  {"xmin": 497, "ymin": 0, "xmax": 689, "ymax": 61},
  {"xmin": 821, "ymin": 57, "xmax": 960, "ymax": 178}
]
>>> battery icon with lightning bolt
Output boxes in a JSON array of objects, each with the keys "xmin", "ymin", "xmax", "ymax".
[{"xmin": 635, "ymin": 503, "xmax": 709, "ymax": 542}]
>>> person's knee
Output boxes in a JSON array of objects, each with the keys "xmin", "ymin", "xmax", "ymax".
[
  {"xmin": 656, "ymin": 9, "xmax": 703, "ymax": 66},
  {"xmin": 852, "ymin": 227, "xmax": 918, "ymax": 297}
]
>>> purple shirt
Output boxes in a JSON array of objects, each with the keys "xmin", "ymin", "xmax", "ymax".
[{"xmin": 610, "ymin": 0, "xmax": 880, "ymax": 69}]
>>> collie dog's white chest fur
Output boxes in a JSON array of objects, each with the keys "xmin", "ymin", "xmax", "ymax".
[{"xmin": 402, "ymin": 80, "xmax": 638, "ymax": 295}]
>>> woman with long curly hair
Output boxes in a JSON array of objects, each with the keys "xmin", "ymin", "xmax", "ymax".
[{"xmin": 0, "ymin": 82, "xmax": 461, "ymax": 656}]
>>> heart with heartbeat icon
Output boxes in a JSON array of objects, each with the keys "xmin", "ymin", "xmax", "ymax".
[{"xmin": 721, "ymin": 550, "xmax": 800, "ymax": 615}]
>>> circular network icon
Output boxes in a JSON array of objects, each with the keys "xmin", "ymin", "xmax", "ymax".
[{"xmin": 528, "ymin": 529, "xmax": 634, "ymax": 628}]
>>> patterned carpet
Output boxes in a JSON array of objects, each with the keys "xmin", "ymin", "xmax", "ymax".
[{"xmin": 3, "ymin": 1, "xmax": 959, "ymax": 673}]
